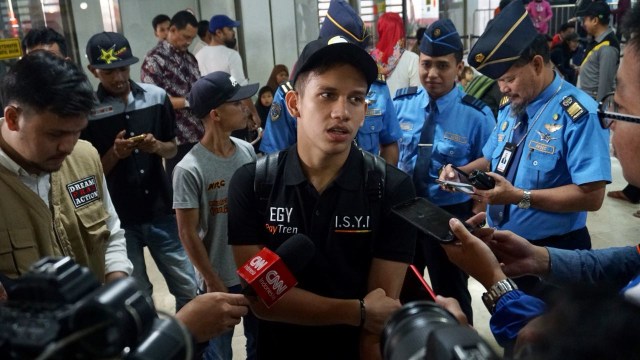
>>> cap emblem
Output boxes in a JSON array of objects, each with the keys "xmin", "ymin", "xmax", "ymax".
[
  {"xmin": 475, "ymin": 53, "xmax": 485, "ymax": 63},
  {"xmin": 434, "ymin": 28, "xmax": 441, "ymax": 37},
  {"xmin": 328, "ymin": 36, "xmax": 349, "ymax": 45},
  {"xmin": 98, "ymin": 46, "xmax": 120, "ymax": 64}
]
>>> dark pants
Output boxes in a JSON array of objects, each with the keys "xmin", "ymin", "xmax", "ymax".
[
  {"xmin": 622, "ymin": 184, "xmax": 640, "ymax": 203},
  {"xmin": 404, "ymin": 200, "xmax": 474, "ymax": 325}
]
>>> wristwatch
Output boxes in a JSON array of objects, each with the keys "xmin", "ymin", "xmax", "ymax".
[
  {"xmin": 482, "ymin": 278, "xmax": 518, "ymax": 314},
  {"xmin": 517, "ymin": 189, "xmax": 531, "ymax": 209}
]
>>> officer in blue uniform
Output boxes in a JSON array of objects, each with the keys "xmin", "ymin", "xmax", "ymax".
[
  {"xmin": 441, "ymin": 1, "xmax": 611, "ymax": 288},
  {"xmin": 394, "ymin": 19, "xmax": 495, "ymax": 323},
  {"xmin": 259, "ymin": 0, "xmax": 401, "ymax": 165}
]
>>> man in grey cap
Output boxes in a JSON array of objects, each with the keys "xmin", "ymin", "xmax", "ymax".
[
  {"xmin": 83, "ymin": 31, "xmax": 196, "ymax": 312},
  {"xmin": 440, "ymin": 0, "xmax": 611, "ymax": 291}
]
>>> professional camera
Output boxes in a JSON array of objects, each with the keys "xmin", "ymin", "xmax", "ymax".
[
  {"xmin": 0, "ymin": 257, "xmax": 193, "ymax": 360},
  {"xmin": 381, "ymin": 301, "xmax": 500, "ymax": 360}
]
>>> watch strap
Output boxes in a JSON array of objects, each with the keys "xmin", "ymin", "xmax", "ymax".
[{"xmin": 482, "ymin": 278, "xmax": 518, "ymax": 314}]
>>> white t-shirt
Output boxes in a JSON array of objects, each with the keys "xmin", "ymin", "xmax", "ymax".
[
  {"xmin": 195, "ymin": 45, "xmax": 249, "ymax": 85},
  {"xmin": 386, "ymin": 51, "xmax": 420, "ymax": 97}
]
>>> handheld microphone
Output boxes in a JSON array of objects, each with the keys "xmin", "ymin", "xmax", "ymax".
[{"xmin": 237, "ymin": 234, "xmax": 315, "ymax": 307}]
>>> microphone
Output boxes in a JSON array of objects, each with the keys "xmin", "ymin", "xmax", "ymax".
[{"xmin": 237, "ymin": 234, "xmax": 315, "ymax": 307}]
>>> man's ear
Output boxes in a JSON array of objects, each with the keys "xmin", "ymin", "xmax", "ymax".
[
  {"xmin": 87, "ymin": 65, "xmax": 99, "ymax": 79},
  {"xmin": 3, "ymin": 106, "xmax": 20, "ymax": 131},
  {"xmin": 285, "ymin": 90, "xmax": 300, "ymax": 118},
  {"xmin": 532, "ymin": 55, "xmax": 545, "ymax": 75}
]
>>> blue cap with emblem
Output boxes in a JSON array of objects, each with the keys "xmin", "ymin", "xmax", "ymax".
[
  {"xmin": 419, "ymin": 19, "xmax": 463, "ymax": 56},
  {"xmin": 319, "ymin": 0, "xmax": 371, "ymax": 49},
  {"xmin": 467, "ymin": 0, "xmax": 537, "ymax": 80}
]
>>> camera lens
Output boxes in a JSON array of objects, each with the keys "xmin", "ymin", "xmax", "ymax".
[{"xmin": 381, "ymin": 301, "xmax": 458, "ymax": 360}]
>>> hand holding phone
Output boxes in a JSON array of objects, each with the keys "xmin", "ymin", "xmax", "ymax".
[
  {"xmin": 128, "ymin": 134, "xmax": 146, "ymax": 143},
  {"xmin": 435, "ymin": 179, "xmax": 474, "ymax": 194}
]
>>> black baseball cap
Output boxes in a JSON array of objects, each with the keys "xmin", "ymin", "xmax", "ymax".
[
  {"xmin": 292, "ymin": 36, "xmax": 377, "ymax": 89},
  {"xmin": 188, "ymin": 71, "xmax": 258, "ymax": 118},
  {"xmin": 576, "ymin": 1, "xmax": 611, "ymax": 21},
  {"xmin": 86, "ymin": 32, "xmax": 139, "ymax": 69}
]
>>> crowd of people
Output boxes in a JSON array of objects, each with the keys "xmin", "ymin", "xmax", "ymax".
[{"xmin": 1, "ymin": 0, "xmax": 639, "ymax": 359}]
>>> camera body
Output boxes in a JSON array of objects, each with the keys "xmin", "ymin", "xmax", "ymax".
[
  {"xmin": 381, "ymin": 301, "xmax": 500, "ymax": 360},
  {"xmin": 468, "ymin": 170, "xmax": 496, "ymax": 190},
  {"xmin": 0, "ymin": 257, "xmax": 190, "ymax": 360}
]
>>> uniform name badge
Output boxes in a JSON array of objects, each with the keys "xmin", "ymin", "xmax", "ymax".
[{"xmin": 495, "ymin": 142, "xmax": 516, "ymax": 177}]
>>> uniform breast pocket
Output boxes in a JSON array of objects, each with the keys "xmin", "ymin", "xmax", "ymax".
[
  {"xmin": 358, "ymin": 115, "xmax": 384, "ymax": 151},
  {"xmin": 521, "ymin": 148, "xmax": 560, "ymax": 188},
  {"xmin": 76, "ymin": 203, "xmax": 110, "ymax": 254},
  {"xmin": 0, "ymin": 227, "xmax": 39, "ymax": 277},
  {"xmin": 434, "ymin": 141, "xmax": 471, "ymax": 167}
]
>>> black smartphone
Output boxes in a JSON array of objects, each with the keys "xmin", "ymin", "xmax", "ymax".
[{"xmin": 392, "ymin": 197, "xmax": 473, "ymax": 243}]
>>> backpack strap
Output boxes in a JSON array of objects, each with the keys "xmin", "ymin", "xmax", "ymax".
[
  {"xmin": 254, "ymin": 152, "xmax": 280, "ymax": 210},
  {"xmin": 361, "ymin": 150, "xmax": 386, "ymax": 251}
]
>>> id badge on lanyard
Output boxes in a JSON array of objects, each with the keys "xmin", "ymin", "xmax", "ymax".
[{"xmin": 495, "ymin": 142, "xmax": 517, "ymax": 177}]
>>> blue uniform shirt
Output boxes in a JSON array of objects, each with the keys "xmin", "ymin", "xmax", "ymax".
[
  {"xmin": 482, "ymin": 73, "xmax": 611, "ymax": 240},
  {"xmin": 259, "ymin": 80, "xmax": 401, "ymax": 155},
  {"xmin": 394, "ymin": 85, "xmax": 495, "ymax": 206}
]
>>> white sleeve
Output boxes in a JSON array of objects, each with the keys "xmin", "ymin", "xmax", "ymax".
[
  {"xmin": 229, "ymin": 51, "xmax": 249, "ymax": 85},
  {"xmin": 102, "ymin": 174, "xmax": 133, "ymax": 276}
]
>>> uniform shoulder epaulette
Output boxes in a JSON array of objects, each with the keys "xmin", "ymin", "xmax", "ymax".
[
  {"xmin": 375, "ymin": 73, "xmax": 386, "ymax": 84},
  {"xmin": 394, "ymin": 86, "xmax": 418, "ymax": 99},
  {"xmin": 461, "ymin": 94, "xmax": 488, "ymax": 113},
  {"xmin": 560, "ymin": 95, "xmax": 587, "ymax": 122},
  {"xmin": 279, "ymin": 81, "xmax": 293, "ymax": 94},
  {"xmin": 499, "ymin": 96, "xmax": 510, "ymax": 109}
]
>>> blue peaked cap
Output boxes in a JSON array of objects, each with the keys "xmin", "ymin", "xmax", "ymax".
[
  {"xmin": 420, "ymin": 19, "xmax": 463, "ymax": 56},
  {"xmin": 319, "ymin": 0, "xmax": 371, "ymax": 49},
  {"xmin": 468, "ymin": 0, "xmax": 537, "ymax": 79}
]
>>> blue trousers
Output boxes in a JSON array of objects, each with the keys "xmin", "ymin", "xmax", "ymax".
[{"xmin": 124, "ymin": 214, "xmax": 196, "ymax": 311}]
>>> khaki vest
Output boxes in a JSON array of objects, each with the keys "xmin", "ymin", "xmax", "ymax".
[{"xmin": 0, "ymin": 140, "xmax": 110, "ymax": 281}]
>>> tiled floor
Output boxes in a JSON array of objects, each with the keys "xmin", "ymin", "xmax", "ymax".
[{"xmin": 147, "ymin": 155, "xmax": 639, "ymax": 359}]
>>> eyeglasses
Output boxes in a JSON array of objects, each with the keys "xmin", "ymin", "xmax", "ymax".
[{"xmin": 597, "ymin": 92, "xmax": 640, "ymax": 129}]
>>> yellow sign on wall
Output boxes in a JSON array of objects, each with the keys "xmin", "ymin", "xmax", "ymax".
[{"xmin": 0, "ymin": 38, "xmax": 23, "ymax": 60}]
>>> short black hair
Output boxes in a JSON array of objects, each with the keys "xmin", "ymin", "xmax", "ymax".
[
  {"xmin": 197, "ymin": 20, "xmax": 210, "ymax": 39},
  {"xmin": 623, "ymin": 2, "xmax": 640, "ymax": 51},
  {"xmin": 170, "ymin": 10, "xmax": 198, "ymax": 30},
  {"xmin": 513, "ymin": 34, "xmax": 551, "ymax": 67},
  {"xmin": 1, "ymin": 51, "xmax": 94, "ymax": 117},
  {"xmin": 152, "ymin": 14, "xmax": 170, "ymax": 30},
  {"xmin": 559, "ymin": 22, "xmax": 575, "ymax": 33},
  {"xmin": 21, "ymin": 27, "xmax": 67, "ymax": 57}
]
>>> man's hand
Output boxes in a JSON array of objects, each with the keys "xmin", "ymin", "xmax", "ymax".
[
  {"xmin": 442, "ymin": 218, "xmax": 506, "ymax": 289},
  {"xmin": 104, "ymin": 271, "xmax": 128, "ymax": 283},
  {"xmin": 438, "ymin": 164, "xmax": 462, "ymax": 192},
  {"xmin": 362, "ymin": 288, "xmax": 402, "ymax": 335},
  {"xmin": 112, "ymin": 130, "xmax": 134, "ymax": 159},
  {"xmin": 135, "ymin": 133, "xmax": 159, "ymax": 154},
  {"xmin": 175, "ymin": 292, "xmax": 250, "ymax": 343},
  {"xmin": 486, "ymin": 230, "xmax": 550, "ymax": 278},
  {"xmin": 435, "ymin": 295, "xmax": 468, "ymax": 326},
  {"xmin": 473, "ymin": 172, "xmax": 522, "ymax": 205}
]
